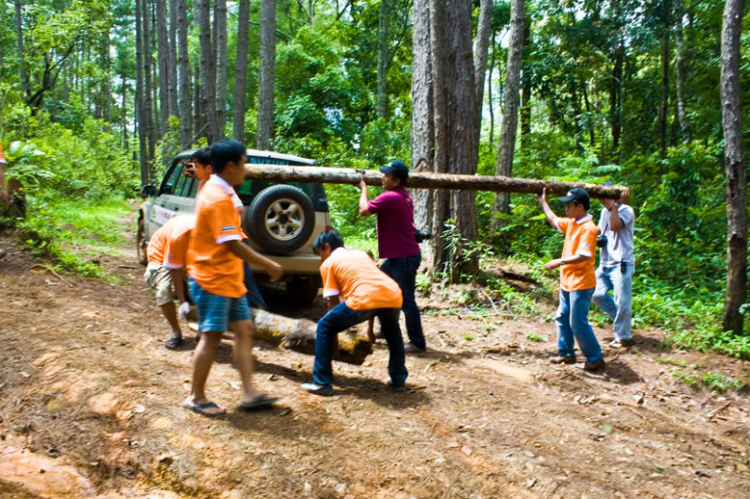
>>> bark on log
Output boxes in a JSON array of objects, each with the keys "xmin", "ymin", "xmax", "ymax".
[
  {"xmin": 251, "ymin": 309, "xmax": 373, "ymax": 365},
  {"xmin": 244, "ymin": 165, "xmax": 627, "ymax": 199}
]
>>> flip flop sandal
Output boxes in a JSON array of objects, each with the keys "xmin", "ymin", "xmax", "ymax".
[
  {"xmin": 181, "ymin": 401, "xmax": 226, "ymax": 417},
  {"xmin": 164, "ymin": 337, "xmax": 184, "ymax": 350},
  {"xmin": 239, "ymin": 393, "xmax": 279, "ymax": 411}
]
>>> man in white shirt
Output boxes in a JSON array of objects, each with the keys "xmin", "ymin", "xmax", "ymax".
[{"xmin": 593, "ymin": 189, "xmax": 636, "ymax": 348}]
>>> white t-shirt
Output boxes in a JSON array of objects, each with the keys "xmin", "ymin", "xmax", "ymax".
[{"xmin": 598, "ymin": 204, "xmax": 635, "ymax": 266}]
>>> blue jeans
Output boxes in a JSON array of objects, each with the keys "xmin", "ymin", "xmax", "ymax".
[
  {"xmin": 243, "ymin": 261, "xmax": 268, "ymax": 310},
  {"xmin": 556, "ymin": 287, "xmax": 603, "ymax": 362},
  {"xmin": 593, "ymin": 263, "xmax": 634, "ymax": 340},
  {"xmin": 380, "ymin": 253, "xmax": 425, "ymax": 350},
  {"xmin": 313, "ymin": 302, "xmax": 408, "ymax": 388}
]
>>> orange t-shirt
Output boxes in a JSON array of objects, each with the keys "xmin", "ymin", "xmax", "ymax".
[
  {"xmin": 556, "ymin": 216, "xmax": 598, "ymax": 292},
  {"xmin": 147, "ymin": 215, "xmax": 195, "ymax": 268},
  {"xmin": 320, "ymin": 248, "xmax": 403, "ymax": 311},
  {"xmin": 187, "ymin": 177, "xmax": 246, "ymax": 298}
]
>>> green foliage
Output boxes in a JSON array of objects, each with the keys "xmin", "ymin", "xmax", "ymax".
[
  {"xmin": 526, "ymin": 332, "xmax": 547, "ymax": 342},
  {"xmin": 671, "ymin": 369, "xmax": 745, "ymax": 392}
]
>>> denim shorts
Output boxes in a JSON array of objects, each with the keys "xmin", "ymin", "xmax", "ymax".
[{"xmin": 188, "ymin": 277, "xmax": 252, "ymax": 332}]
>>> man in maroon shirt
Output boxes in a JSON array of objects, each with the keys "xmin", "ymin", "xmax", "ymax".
[{"xmin": 358, "ymin": 160, "xmax": 426, "ymax": 353}]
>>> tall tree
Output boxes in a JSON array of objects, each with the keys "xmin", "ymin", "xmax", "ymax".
[
  {"xmin": 142, "ymin": 0, "xmax": 156, "ymax": 159},
  {"xmin": 135, "ymin": 0, "xmax": 149, "ymax": 183},
  {"xmin": 411, "ymin": 0, "xmax": 433, "ymax": 260},
  {"xmin": 15, "ymin": 0, "xmax": 28, "ymax": 98},
  {"xmin": 429, "ymin": 0, "xmax": 450, "ymax": 271},
  {"xmin": 472, "ymin": 0, "xmax": 493, "ymax": 141},
  {"xmin": 446, "ymin": 0, "xmax": 479, "ymax": 280},
  {"xmin": 659, "ymin": 0, "xmax": 671, "ymax": 158},
  {"xmin": 177, "ymin": 0, "xmax": 192, "ymax": 148},
  {"xmin": 492, "ymin": 0, "xmax": 525, "ymax": 231},
  {"xmin": 258, "ymin": 0, "xmax": 277, "ymax": 149},
  {"xmin": 156, "ymin": 0, "xmax": 170, "ymax": 136},
  {"xmin": 720, "ymin": 0, "xmax": 747, "ymax": 335},
  {"xmin": 234, "ymin": 0, "xmax": 251, "ymax": 142},
  {"xmin": 376, "ymin": 0, "xmax": 390, "ymax": 120},
  {"xmin": 168, "ymin": 0, "xmax": 179, "ymax": 122},
  {"xmin": 214, "ymin": 0, "xmax": 228, "ymax": 137},
  {"xmin": 197, "ymin": 0, "xmax": 220, "ymax": 142},
  {"xmin": 674, "ymin": 0, "xmax": 691, "ymax": 143}
]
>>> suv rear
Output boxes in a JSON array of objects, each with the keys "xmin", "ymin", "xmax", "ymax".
[{"xmin": 137, "ymin": 149, "xmax": 330, "ymax": 305}]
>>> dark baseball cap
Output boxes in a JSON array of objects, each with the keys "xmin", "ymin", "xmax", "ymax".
[
  {"xmin": 379, "ymin": 160, "xmax": 409, "ymax": 185},
  {"xmin": 558, "ymin": 187, "xmax": 590, "ymax": 208}
]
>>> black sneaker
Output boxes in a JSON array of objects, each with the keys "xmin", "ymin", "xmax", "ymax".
[
  {"xmin": 609, "ymin": 338, "xmax": 635, "ymax": 348},
  {"xmin": 583, "ymin": 359, "xmax": 606, "ymax": 372},
  {"xmin": 404, "ymin": 342, "xmax": 426, "ymax": 354},
  {"xmin": 301, "ymin": 383, "xmax": 333, "ymax": 396},
  {"xmin": 549, "ymin": 355, "xmax": 576, "ymax": 365}
]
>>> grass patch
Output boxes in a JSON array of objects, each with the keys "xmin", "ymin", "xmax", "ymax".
[
  {"xmin": 526, "ymin": 332, "xmax": 547, "ymax": 342},
  {"xmin": 671, "ymin": 369, "xmax": 745, "ymax": 392},
  {"xmin": 15, "ymin": 195, "xmax": 132, "ymax": 282},
  {"xmin": 655, "ymin": 357, "xmax": 688, "ymax": 368}
]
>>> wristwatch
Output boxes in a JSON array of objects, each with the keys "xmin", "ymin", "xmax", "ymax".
[{"xmin": 609, "ymin": 202, "xmax": 619, "ymax": 211}]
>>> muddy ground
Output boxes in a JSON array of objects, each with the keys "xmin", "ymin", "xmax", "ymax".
[{"xmin": 1, "ymin": 215, "xmax": 749, "ymax": 499}]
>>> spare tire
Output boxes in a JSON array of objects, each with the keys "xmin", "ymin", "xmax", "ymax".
[{"xmin": 244, "ymin": 185, "xmax": 315, "ymax": 254}]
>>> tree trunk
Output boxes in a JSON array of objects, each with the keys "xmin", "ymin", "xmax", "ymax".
[
  {"xmin": 15, "ymin": 0, "xmax": 28, "ymax": 98},
  {"xmin": 233, "ymin": 0, "xmax": 251, "ymax": 142},
  {"xmin": 142, "ymin": 0, "xmax": 156, "ymax": 161},
  {"xmin": 135, "ymin": 0, "xmax": 150, "ymax": 184},
  {"xmin": 121, "ymin": 76, "xmax": 128, "ymax": 152},
  {"xmin": 659, "ymin": 0, "xmax": 671, "ymax": 158},
  {"xmin": 675, "ymin": 0, "xmax": 691, "ymax": 143},
  {"xmin": 156, "ymin": 0, "xmax": 171, "ymax": 136},
  {"xmin": 197, "ymin": 0, "xmax": 220, "ymax": 142},
  {"xmin": 488, "ymin": 32, "xmax": 496, "ymax": 149},
  {"xmin": 193, "ymin": 62, "xmax": 204, "ymax": 140},
  {"xmin": 243, "ymin": 165, "xmax": 627, "ymax": 198},
  {"xmin": 609, "ymin": 45, "xmax": 624, "ymax": 154},
  {"xmin": 472, "ymin": 0, "xmax": 493, "ymax": 143},
  {"xmin": 492, "ymin": 0, "xmax": 525, "ymax": 231},
  {"xmin": 429, "ymin": 0, "xmax": 450, "ymax": 271},
  {"xmin": 214, "ymin": 0, "xmax": 228, "ymax": 138},
  {"xmin": 376, "ymin": 0, "xmax": 390, "ymax": 120},
  {"xmin": 257, "ymin": 0, "xmax": 276, "ymax": 149},
  {"xmin": 411, "ymin": 0, "xmax": 434, "ymax": 262},
  {"xmin": 520, "ymin": 16, "xmax": 532, "ymax": 142},
  {"xmin": 447, "ymin": 0, "xmax": 479, "ymax": 280},
  {"xmin": 252, "ymin": 309, "xmax": 372, "ymax": 365},
  {"xmin": 177, "ymin": 0, "xmax": 192, "ymax": 148},
  {"xmin": 720, "ymin": 0, "xmax": 747, "ymax": 335},
  {"xmin": 169, "ymin": 0, "xmax": 179, "ymax": 122}
]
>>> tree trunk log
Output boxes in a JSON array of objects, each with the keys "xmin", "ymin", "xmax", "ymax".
[
  {"xmin": 251, "ymin": 309, "xmax": 373, "ymax": 365},
  {"xmin": 243, "ymin": 165, "xmax": 626, "ymax": 198}
]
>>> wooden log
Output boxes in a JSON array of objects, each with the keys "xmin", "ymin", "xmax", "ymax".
[
  {"xmin": 251, "ymin": 309, "xmax": 373, "ymax": 365},
  {"xmin": 244, "ymin": 164, "xmax": 626, "ymax": 198}
]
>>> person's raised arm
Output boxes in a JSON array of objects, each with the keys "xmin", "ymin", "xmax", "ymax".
[
  {"xmin": 358, "ymin": 178, "xmax": 372, "ymax": 217},
  {"xmin": 537, "ymin": 188, "xmax": 558, "ymax": 229},
  {"xmin": 225, "ymin": 240, "xmax": 283, "ymax": 281}
]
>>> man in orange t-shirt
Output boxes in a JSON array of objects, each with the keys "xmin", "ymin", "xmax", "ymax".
[
  {"xmin": 538, "ymin": 187, "xmax": 605, "ymax": 372},
  {"xmin": 301, "ymin": 230, "xmax": 408, "ymax": 396},
  {"xmin": 145, "ymin": 214, "xmax": 195, "ymax": 349},
  {"xmin": 182, "ymin": 140, "xmax": 283, "ymax": 417}
]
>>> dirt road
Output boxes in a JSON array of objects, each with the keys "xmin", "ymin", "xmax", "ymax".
[{"xmin": 1, "ymin": 218, "xmax": 749, "ymax": 498}]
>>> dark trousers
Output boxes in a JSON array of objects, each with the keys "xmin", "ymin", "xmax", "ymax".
[
  {"xmin": 242, "ymin": 238, "xmax": 267, "ymax": 310},
  {"xmin": 380, "ymin": 252, "xmax": 425, "ymax": 350},
  {"xmin": 313, "ymin": 302, "xmax": 408, "ymax": 388}
]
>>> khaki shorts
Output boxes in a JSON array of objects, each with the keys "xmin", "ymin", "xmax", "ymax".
[{"xmin": 144, "ymin": 265, "xmax": 185, "ymax": 307}]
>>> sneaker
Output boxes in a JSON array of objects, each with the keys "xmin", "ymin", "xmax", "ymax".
[
  {"xmin": 609, "ymin": 338, "xmax": 635, "ymax": 348},
  {"xmin": 374, "ymin": 331, "xmax": 385, "ymax": 340},
  {"xmin": 404, "ymin": 342, "xmax": 426, "ymax": 354},
  {"xmin": 385, "ymin": 378, "xmax": 406, "ymax": 392},
  {"xmin": 301, "ymin": 382, "xmax": 333, "ymax": 396},
  {"xmin": 549, "ymin": 355, "xmax": 576, "ymax": 365},
  {"xmin": 583, "ymin": 359, "xmax": 606, "ymax": 372}
]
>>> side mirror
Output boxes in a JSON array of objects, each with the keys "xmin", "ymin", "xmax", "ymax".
[{"xmin": 141, "ymin": 184, "xmax": 156, "ymax": 198}]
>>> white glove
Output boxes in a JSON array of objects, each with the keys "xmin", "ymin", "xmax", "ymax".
[{"xmin": 178, "ymin": 302, "xmax": 191, "ymax": 320}]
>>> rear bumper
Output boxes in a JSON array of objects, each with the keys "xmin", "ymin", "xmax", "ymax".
[{"xmin": 248, "ymin": 253, "xmax": 321, "ymax": 276}]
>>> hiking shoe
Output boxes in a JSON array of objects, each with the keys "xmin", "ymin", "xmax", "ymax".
[
  {"xmin": 404, "ymin": 342, "xmax": 426, "ymax": 354},
  {"xmin": 584, "ymin": 359, "xmax": 606, "ymax": 372},
  {"xmin": 549, "ymin": 355, "xmax": 576, "ymax": 365},
  {"xmin": 385, "ymin": 378, "xmax": 406, "ymax": 392},
  {"xmin": 301, "ymin": 383, "xmax": 333, "ymax": 396},
  {"xmin": 609, "ymin": 338, "xmax": 635, "ymax": 348}
]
